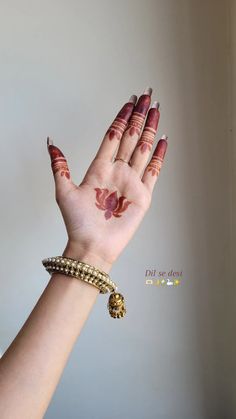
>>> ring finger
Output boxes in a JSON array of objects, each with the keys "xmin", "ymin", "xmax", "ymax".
[{"xmin": 129, "ymin": 101, "xmax": 160, "ymax": 176}]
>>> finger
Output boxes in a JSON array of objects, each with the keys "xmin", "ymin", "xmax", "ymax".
[
  {"xmin": 129, "ymin": 101, "xmax": 160, "ymax": 176},
  {"xmin": 95, "ymin": 95, "xmax": 137, "ymax": 161},
  {"xmin": 47, "ymin": 137, "xmax": 72, "ymax": 196},
  {"xmin": 142, "ymin": 135, "xmax": 168, "ymax": 193},
  {"xmin": 114, "ymin": 87, "xmax": 152, "ymax": 163}
]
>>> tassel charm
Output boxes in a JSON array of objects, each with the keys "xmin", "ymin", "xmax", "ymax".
[
  {"xmin": 108, "ymin": 292, "xmax": 126, "ymax": 318},
  {"xmin": 42, "ymin": 256, "xmax": 125, "ymax": 319}
]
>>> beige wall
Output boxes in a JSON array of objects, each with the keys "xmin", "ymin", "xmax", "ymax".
[
  {"xmin": 229, "ymin": 0, "xmax": 236, "ymax": 416},
  {"xmin": 0, "ymin": 1, "xmax": 233, "ymax": 418}
]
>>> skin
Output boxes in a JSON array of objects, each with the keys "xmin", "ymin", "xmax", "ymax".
[
  {"xmin": 136, "ymin": 105, "xmax": 160, "ymax": 153},
  {"xmin": 146, "ymin": 138, "xmax": 168, "ymax": 177},
  {"xmin": 47, "ymin": 142, "xmax": 71, "ymax": 179},
  {"xmin": 94, "ymin": 188, "xmax": 132, "ymax": 220},
  {"xmin": 0, "ymin": 88, "xmax": 168, "ymax": 419},
  {"xmin": 105, "ymin": 99, "xmax": 136, "ymax": 141}
]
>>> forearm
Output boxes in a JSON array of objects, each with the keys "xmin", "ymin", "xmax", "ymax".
[{"xmin": 0, "ymin": 242, "xmax": 111, "ymax": 419}]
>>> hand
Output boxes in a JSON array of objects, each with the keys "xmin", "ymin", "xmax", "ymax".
[{"xmin": 47, "ymin": 87, "xmax": 168, "ymax": 272}]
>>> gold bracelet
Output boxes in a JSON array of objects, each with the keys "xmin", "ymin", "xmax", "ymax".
[{"xmin": 42, "ymin": 256, "xmax": 126, "ymax": 318}]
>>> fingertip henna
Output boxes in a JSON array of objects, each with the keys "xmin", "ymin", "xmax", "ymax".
[
  {"xmin": 124, "ymin": 94, "xmax": 152, "ymax": 139},
  {"xmin": 117, "ymin": 102, "xmax": 135, "ymax": 122},
  {"xmin": 147, "ymin": 137, "xmax": 168, "ymax": 177},
  {"xmin": 106, "ymin": 102, "xmax": 135, "ymax": 141},
  {"xmin": 47, "ymin": 137, "xmax": 70, "ymax": 180},
  {"xmin": 153, "ymin": 137, "xmax": 168, "ymax": 159},
  {"xmin": 146, "ymin": 107, "xmax": 160, "ymax": 131},
  {"xmin": 134, "ymin": 94, "xmax": 151, "ymax": 115},
  {"xmin": 136, "ymin": 107, "xmax": 160, "ymax": 154}
]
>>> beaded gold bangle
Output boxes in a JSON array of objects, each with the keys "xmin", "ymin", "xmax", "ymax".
[{"xmin": 42, "ymin": 256, "xmax": 126, "ymax": 318}]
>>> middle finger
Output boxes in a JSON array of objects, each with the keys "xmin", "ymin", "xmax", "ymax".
[{"xmin": 114, "ymin": 87, "xmax": 152, "ymax": 163}]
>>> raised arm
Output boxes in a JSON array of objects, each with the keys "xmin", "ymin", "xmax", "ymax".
[{"xmin": 0, "ymin": 87, "xmax": 168, "ymax": 419}]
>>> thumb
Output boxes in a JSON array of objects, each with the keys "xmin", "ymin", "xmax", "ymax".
[{"xmin": 47, "ymin": 136, "xmax": 72, "ymax": 199}]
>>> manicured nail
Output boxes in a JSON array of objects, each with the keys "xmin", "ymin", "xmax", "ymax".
[
  {"xmin": 161, "ymin": 134, "xmax": 168, "ymax": 141},
  {"xmin": 151, "ymin": 101, "xmax": 160, "ymax": 110},
  {"xmin": 128, "ymin": 94, "xmax": 137, "ymax": 104},
  {"xmin": 47, "ymin": 136, "xmax": 54, "ymax": 147},
  {"xmin": 143, "ymin": 87, "xmax": 153, "ymax": 96}
]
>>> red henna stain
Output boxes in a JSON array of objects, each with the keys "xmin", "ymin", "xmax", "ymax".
[
  {"xmin": 125, "ymin": 115, "xmax": 144, "ymax": 138},
  {"xmin": 147, "ymin": 139, "xmax": 168, "ymax": 176},
  {"xmin": 106, "ymin": 102, "xmax": 135, "ymax": 141},
  {"xmin": 48, "ymin": 144, "xmax": 65, "ymax": 160},
  {"xmin": 136, "ymin": 133, "xmax": 154, "ymax": 154},
  {"xmin": 138, "ymin": 142, "xmax": 149, "ymax": 153},
  {"xmin": 94, "ymin": 188, "xmax": 132, "ymax": 220},
  {"xmin": 133, "ymin": 94, "xmax": 151, "ymax": 115},
  {"xmin": 145, "ymin": 108, "xmax": 160, "ymax": 131},
  {"xmin": 109, "ymin": 130, "xmax": 117, "ymax": 140},
  {"xmin": 129, "ymin": 126, "xmax": 139, "ymax": 137},
  {"xmin": 116, "ymin": 102, "xmax": 134, "ymax": 122},
  {"xmin": 124, "ymin": 95, "xmax": 151, "ymax": 138},
  {"xmin": 48, "ymin": 144, "xmax": 70, "ymax": 179},
  {"xmin": 136, "ymin": 108, "xmax": 160, "ymax": 154},
  {"xmin": 153, "ymin": 139, "xmax": 167, "ymax": 159}
]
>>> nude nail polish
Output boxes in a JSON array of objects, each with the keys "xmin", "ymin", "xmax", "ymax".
[
  {"xmin": 161, "ymin": 134, "xmax": 168, "ymax": 141},
  {"xmin": 143, "ymin": 87, "xmax": 153, "ymax": 96},
  {"xmin": 47, "ymin": 136, "xmax": 54, "ymax": 147},
  {"xmin": 128, "ymin": 95, "xmax": 137, "ymax": 104},
  {"xmin": 151, "ymin": 101, "xmax": 160, "ymax": 109}
]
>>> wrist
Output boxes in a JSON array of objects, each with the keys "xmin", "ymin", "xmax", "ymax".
[{"xmin": 62, "ymin": 241, "xmax": 113, "ymax": 274}]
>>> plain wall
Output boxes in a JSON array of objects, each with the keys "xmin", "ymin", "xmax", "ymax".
[
  {"xmin": 229, "ymin": 0, "xmax": 236, "ymax": 417},
  {"xmin": 0, "ymin": 1, "xmax": 233, "ymax": 418}
]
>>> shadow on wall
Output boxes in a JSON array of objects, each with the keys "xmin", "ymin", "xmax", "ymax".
[{"xmin": 168, "ymin": 1, "xmax": 232, "ymax": 418}]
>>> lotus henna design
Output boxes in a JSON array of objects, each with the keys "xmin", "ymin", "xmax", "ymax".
[{"xmin": 94, "ymin": 188, "xmax": 132, "ymax": 220}]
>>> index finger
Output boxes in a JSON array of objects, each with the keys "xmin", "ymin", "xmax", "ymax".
[{"xmin": 95, "ymin": 95, "xmax": 137, "ymax": 161}]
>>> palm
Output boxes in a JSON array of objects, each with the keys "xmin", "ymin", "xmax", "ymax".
[{"xmin": 58, "ymin": 157, "xmax": 151, "ymax": 266}]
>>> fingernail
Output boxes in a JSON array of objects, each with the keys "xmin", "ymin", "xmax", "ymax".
[
  {"xmin": 47, "ymin": 136, "xmax": 54, "ymax": 147},
  {"xmin": 143, "ymin": 86, "xmax": 153, "ymax": 96},
  {"xmin": 128, "ymin": 94, "xmax": 137, "ymax": 104},
  {"xmin": 151, "ymin": 101, "xmax": 160, "ymax": 110},
  {"xmin": 161, "ymin": 134, "xmax": 168, "ymax": 141}
]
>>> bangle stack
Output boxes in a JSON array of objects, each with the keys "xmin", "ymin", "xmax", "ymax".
[{"xmin": 42, "ymin": 256, "xmax": 126, "ymax": 319}]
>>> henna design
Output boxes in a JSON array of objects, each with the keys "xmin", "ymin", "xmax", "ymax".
[
  {"xmin": 47, "ymin": 137, "xmax": 70, "ymax": 179},
  {"xmin": 147, "ymin": 137, "xmax": 168, "ymax": 176},
  {"xmin": 137, "ymin": 106, "xmax": 160, "ymax": 153},
  {"xmin": 105, "ymin": 100, "xmax": 135, "ymax": 141},
  {"xmin": 94, "ymin": 188, "xmax": 132, "ymax": 220},
  {"xmin": 125, "ymin": 94, "xmax": 151, "ymax": 138}
]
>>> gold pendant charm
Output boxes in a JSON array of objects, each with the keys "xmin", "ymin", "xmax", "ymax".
[{"xmin": 108, "ymin": 292, "xmax": 126, "ymax": 318}]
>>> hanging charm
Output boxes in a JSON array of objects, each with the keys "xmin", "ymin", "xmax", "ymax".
[{"xmin": 108, "ymin": 292, "xmax": 126, "ymax": 318}]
